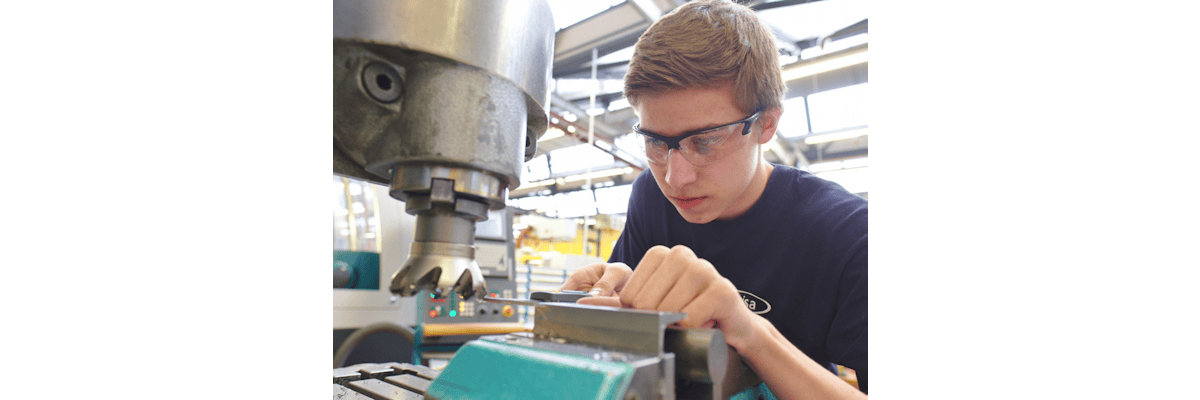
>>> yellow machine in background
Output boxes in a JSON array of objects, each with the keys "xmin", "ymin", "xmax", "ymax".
[{"xmin": 516, "ymin": 214, "xmax": 623, "ymax": 262}]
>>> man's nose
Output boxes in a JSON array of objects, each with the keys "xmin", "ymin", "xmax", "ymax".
[{"xmin": 664, "ymin": 148, "xmax": 697, "ymax": 188}]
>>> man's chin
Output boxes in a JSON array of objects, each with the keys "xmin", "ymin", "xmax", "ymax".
[{"xmin": 676, "ymin": 207, "xmax": 717, "ymax": 224}]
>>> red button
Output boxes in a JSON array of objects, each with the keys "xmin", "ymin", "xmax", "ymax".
[
  {"xmin": 488, "ymin": 293, "xmax": 497, "ymax": 297},
  {"xmin": 429, "ymin": 310, "xmax": 438, "ymax": 318}
]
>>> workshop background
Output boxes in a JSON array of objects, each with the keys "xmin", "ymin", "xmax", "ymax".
[
  {"xmin": 11, "ymin": 0, "xmax": 1199, "ymax": 398},
  {"xmin": 331, "ymin": 0, "xmax": 868, "ymax": 388}
]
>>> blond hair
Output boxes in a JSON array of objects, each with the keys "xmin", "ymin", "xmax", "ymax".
[{"xmin": 624, "ymin": 0, "xmax": 786, "ymax": 114}]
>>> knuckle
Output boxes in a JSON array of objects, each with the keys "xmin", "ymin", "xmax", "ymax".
[
  {"xmin": 669, "ymin": 244, "xmax": 696, "ymax": 259},
  {"xmin": 619, "ymin": 292, "xmax": 636, "ymax": 308},
  {"xmin": 680, "ymin": 265, "xmax": 704, "ymax": 283},
  {"xmin": 680, "ymin": 258, "xmax": 714, "ymax": 279},
  {"xmin": 605, "ymin": 263, "xmax": 631, "ymax": 275},
  {"xmin": 648, "ymin": 245, "xmax": 671, "ymax": 257},
  {"xmin": 719, "ymin": 278, "xmax": 737, "ymax": 293}
]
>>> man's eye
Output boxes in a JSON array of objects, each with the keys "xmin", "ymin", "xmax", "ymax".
[
  {"xmin": 691, "ymin": 133, "xmax": 722, "ymax": 147},
  {"xmin": 645, "ymin": 137, "xmax": 667, "ymax": 149}
]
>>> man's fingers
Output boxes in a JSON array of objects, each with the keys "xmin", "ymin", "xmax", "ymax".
[
  {"xmin": 629, "ymin": 245, "xmax": 696, "ymax": 310},
  {"xmin": 619, "ymin": 245, "xmax": 670, "ymax": 305},
  {"xmin": 559, "ymin": 262, "xmax": 607, "ymax": 291},
  {"xmin": 577, "ymin": 296, "xmax": 622, "ymax": 307},
  {"xmin": 656, "ymin": 258, "xmax": 713, "ymax": 312},
  {"xmin": 588, "ymin": 262, "xmax": 632, "ymax": 296},
  {"xmin": 677, "ymin": 285, "xmax": 722, "ymax": 329},
  {"xmin": 676, "ymin": 276, "xmax": 740, "ymax": 328}
]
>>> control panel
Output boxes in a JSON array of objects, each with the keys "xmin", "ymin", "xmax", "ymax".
[{"xmin": 422, "ymin": 277, "xmax": 518, "ymax": 323}]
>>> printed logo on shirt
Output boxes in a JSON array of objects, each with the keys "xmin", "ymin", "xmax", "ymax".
[{"xmin": 738, "ymin": 290, "xmax": 771, "ymax": 315}]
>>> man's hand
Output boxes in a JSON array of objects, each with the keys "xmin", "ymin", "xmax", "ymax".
[
  {"xmin": 563, "ymin": 246, "xmax": 865, "ymax": 399},
  {"xmin": 559, "ymin": 261, "xmax": 633, "ymax": 297},
  {"xmin": 569, "ymin": 245, "xmax": 762, "ymax": 351}
]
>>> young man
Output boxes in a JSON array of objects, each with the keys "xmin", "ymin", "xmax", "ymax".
[{"xmin": 559, "ymin": 1, "xmax": 868, "ymax": 398}]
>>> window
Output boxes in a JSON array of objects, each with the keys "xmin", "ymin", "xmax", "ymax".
[
  {"xmin": 332, "ymin": 175, "xmax": 382, "ymax": 252},
  {"xmin": 807, "ymin": 83, "xmax": 868, "ymax": 133},
  {"xmin": 778, "ymin": 96, "xmax": 811, "ymax": 138},
  {"xmin": 548, "ymin": 144, "xmax": 615, "ymax": 173}
]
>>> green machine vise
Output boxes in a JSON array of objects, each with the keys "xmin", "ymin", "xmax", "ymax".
[{"xmin": 423, "ymin": 303, "xmax": 771, "ymax": 400}]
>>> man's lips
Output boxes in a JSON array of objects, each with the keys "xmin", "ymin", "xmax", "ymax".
[{"xmin": 673, "ymin": 196, "xmax": 705, "ymax": 210}]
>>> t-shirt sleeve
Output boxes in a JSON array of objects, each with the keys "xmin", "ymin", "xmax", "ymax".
[{"xmin": 827, "ymin": 228, "xmax": 868, "ymax": 393}]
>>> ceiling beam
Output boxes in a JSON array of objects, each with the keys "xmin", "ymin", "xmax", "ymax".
[{"xmin": 553, "ymin": 1, "xmax": 654, "ymax": 78}]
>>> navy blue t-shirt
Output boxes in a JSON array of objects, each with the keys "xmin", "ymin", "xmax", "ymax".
[{"xmin": 609, "ymin": 164, "xmax": 868, "ymax": 393}]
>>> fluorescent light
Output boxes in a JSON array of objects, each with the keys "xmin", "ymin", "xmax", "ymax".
[
  {"xmin": 516, "ymin": 177, "xmax": 559, "ymax": 190},
  {"xmin": 562, "ymin": 167, "xmax": 633, "ymax": 183},
  {"xmin": 608, "ymin": 98, "xmax": 631, "ymax": 111},
  {"xmin": 804, "ymin": 127, "xmax": 867, "ymax": 145},
  {"xmin": 538, "ymin": 128, "xmax": 564, "ymax": 142},
  {"xmin": 563, "ymin": 112, "xmax": 577, "ymax": 122},
  {"xmin": 586, "ymin": 107, "xmax": 605, "ymax": 116},
  {"xmin": 842, "ymin": 157, "xmax": 868, "ymax": 169},
  {"xmin": 800, "ymin": 33, "xmax": 869, "ymax": 60},
  {"xmin": 809, "ymin": 161, "xmax": 843, "ymax": 173},
  {"xmin": 781, "ymin": 49, "xmax": 868, "ymax": 82},
  {"xmin": 814, "ymin": 166, "xmax": 868, "ymax": 195}
]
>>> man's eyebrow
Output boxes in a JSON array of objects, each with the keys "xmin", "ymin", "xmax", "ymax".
[
  {"xmin": 643, "ymin": 121, "xmax": 728, "ymax": 136},
  {"xmin": 689, "ymin": 121, "xmax": 729, "ymax": 132}
]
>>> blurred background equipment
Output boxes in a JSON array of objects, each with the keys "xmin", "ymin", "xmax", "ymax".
[{"xmin": 332, "ymin": 178, "xmax": 524, "ymax": 368}]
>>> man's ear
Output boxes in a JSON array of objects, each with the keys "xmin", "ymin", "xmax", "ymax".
[{"xmin": 757, "ymin": 106, "xmax": 783, "ymax": 144}]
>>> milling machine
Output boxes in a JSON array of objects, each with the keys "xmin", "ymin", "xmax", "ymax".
[
  {"xmin": 334, "ymin": 0, "xmax": 552, "ymax": 301},
  {"xmin": 332, "ymin": 1, "xmax": 766, "ymax": 398}
]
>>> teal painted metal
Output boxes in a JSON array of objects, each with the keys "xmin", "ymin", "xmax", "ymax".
[
  {"xmin": 425, "ymin": 340, "xmax": 636, "ymax": 400},
  {"xmin": 333, "ymin": 250, "xmax": 380, "ymax": 290},
  {"xmin": 413, "ymin": 323, "xmax": 423, "ymax": 365},
  {"xmin": 729, "ymin": 382, "xmax": 778, "ymax": 400}
]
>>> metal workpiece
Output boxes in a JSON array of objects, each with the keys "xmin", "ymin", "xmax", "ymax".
[
  {"xmin": 529, "ymin": 304, "xmax": 760, "ymax": 399},
  {"xmin": 534, "ymin": 303, "xmax": 685, "ymax": 356}
]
